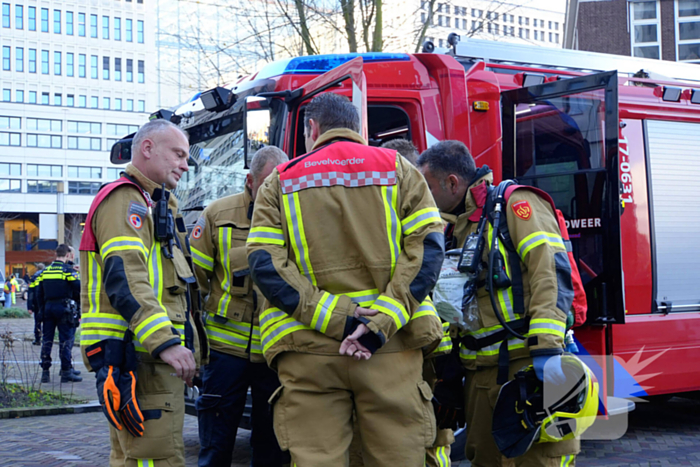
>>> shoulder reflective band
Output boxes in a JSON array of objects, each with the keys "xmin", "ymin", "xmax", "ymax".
[
  {"xmin": 488, "ymin": 224, "xmax": 516, "ymax": 323},
  {"xmin": 516, "ymin": 231, "xmax": 565, "ymax": 259},
  {"xmin": 370, "ymin": 295, "xmax": 409, "ymax": 330},
  {"xmin": 247, "ymin": 227, "xmax": 286, "ymax": 246},
  {"xmin": 216, "ymin": 227, "xmax": 233, "ymax": 317},
  {"xmin": 401, "ymin": 207, "xmax": 441, "ymax": 236},
  {"xmin": 311, "ymin": 292, "xmax": 339, "ymax": 334},
  {"xmin": 283, "ymin": 192, "xmax": 316, "ymax": 285},
  {"xmin": 529, "ymin": 318, "xmax": 566, "ymax": 339},
  {"xmin": 100, "ymin": 236, "xmax": 148, "ymax": 259},
  {"xmin": 191, "ymin": 246, "xmax": 214, "ymax": 272},
  {"xmin": 382, "ymin": 185, "xmax": 401, "ymax": 277}
]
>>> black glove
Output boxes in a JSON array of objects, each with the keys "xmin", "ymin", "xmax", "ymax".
[{"xmin": 432, "ymin": 377, "xmax": 466, "ymax": 431}]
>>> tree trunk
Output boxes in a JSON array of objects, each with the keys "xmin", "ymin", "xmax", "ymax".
[
  {"xmin": 340, "ymin": 0, "xmax": 358, "ymax": 53},
  {"xmin": 371, "ymin": 0, "xmax": 382, "ymax": 52},
  {"xmin": 414, "ymin": 0, "xmax": 437, "ymax": 52},
  {"xmin": 294, "ymin": 0, "xmax": 317, "ymax": 55}
]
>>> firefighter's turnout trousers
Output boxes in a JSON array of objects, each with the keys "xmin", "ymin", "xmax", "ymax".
[
  {"xmin": 108, "ymin": 361, "xmax": 186, "ymax": 467},
  {"xmin": 272, "ymin": 349, "xmax": 435, "ymax": 467},
  {"xmin": 465, "ymin": 358, "xmax": 578, "ymax": 467}
]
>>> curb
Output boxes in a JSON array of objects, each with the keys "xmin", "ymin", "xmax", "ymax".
[{"xmin": 0, "ymin": 401, "xmax": 101, "ymax": 419}]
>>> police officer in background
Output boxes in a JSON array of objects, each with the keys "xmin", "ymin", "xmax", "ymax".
[
  {"xmin": 27, "ymin": 263, "xmax": 45, "ymax": 345},
  {"xmin": 37, "ymin": 244, "xmax": 82, "ymax": 383},
  {"xmin": 190, "ymin": 146, "xmax": 289, "ymax": 467}
]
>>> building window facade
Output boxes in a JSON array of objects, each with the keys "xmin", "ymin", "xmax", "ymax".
[
  {"xmin": 103, "ymin": 56, "xmax": 110, "ymax": 80},
  {"xmin": 631, "ymin": 1, "xmax": 661, "ymax": 59},
  {"xmin": 66, "ymin": 11, "xmax": 73, "ymax": 35},
  {"xmin": 54, "ymin": 51, "xmax": 61, "ymax": 75},
  {"xmin": 91, "ymin": 55, "xmax": 98, "ymax": 79},
  {"xmin": 79, "ymin": 54, "xmax": 86, "ymax": 77},
  {"xmin": 28, "ymin": 6, "xmax": 35, "ymax": 30},
  {"xmin": 90, "ymin": 14, "xmax": 97, "ymax": 38},
  {"xmin": 78, "ymin": 12, "xmax": 85, "ymax": 36},
  {"xmin": 28, "ymin": 164, "xmax": 62, "ymax": 177},
  {"xmin": 53, "ymin": 9, "xmax": 60, "ymax": 33},
  {"xmin": 2, "ymin": 46, "xmax": 9, "ymax": 70},
  {"xmin": 41, "ymin": 50, "xmax": 49, "ymax": 74},
  {"xmin": 138, "ymin": 60, "xmax": 144, "ymax": 83},
  {"xmin": 114, "ymin": 17, "xmax": 121, "ymax": 40},
  {"xmin": 137, "ymin": 20, "xmax": 144, "ymax": 43},
  {"xmin": 41, "ymin": 8, "xmax": 48, "ymax": 32},
  {"xmin": 15, "ymin": 4, "xmax": 21, "ymax": 29},
  {"xmin": 15, "ymin": 47, "xmax": 22, "ymax": 71},
  {"xmin": 126, "ymin": 19, "xmax": 132, "ymax": 42},
  {"xmin": 67, "ymin": 52, "xmax": 74, "ymax": 77},
  {"xmin": 115, "ymin": 58, "xmax": 122, "ymax": 81},
  {"xmin": 676, "ymin": 0, "xmax": 700, "ymax": 62},
  {"xmin": 102, "ymin": 15, "xmax": 109, "ymax": 39}
]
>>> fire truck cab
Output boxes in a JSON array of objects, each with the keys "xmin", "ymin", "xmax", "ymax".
[{"xmin": 112, "ymin": 38, "xmax": 700, "ymax": 412}]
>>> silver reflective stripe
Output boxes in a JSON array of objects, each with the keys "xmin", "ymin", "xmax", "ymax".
[
  {"xmin": 218, "ymin": 227, "xmax": 232, "ymax": 316},
  {"xmin": 262, "ymin": 319, "xmax": 303, "ymax": 349},
  {"xmin": 192, "ymin": 249, "xmax": 214, "ymax": 269},
  {"xmin": 81, "ymin": 316, "xmax": 127, "ymax": 327},
  {"xmin": 206, "ymin": 329, "xmax": 249, "ymax": 346},
  {"xmin": 313, "ymin": 293, "xmax": 335, "ymax": 332},
  {"xmin": 135, "ymin": 315, "xmax": 170, "ymax": 342},
  {"xmin": 517, "ymin": 233, "xmax": 565, "ymax": 257},
  {"xmin": 417, "ymin": 303, "xmax": 436, "ymax": 315},
  {"xmin": 401, "ymin": 210, "xmax": 441, "ymax": 235},
  {"xmin": 101, "ymin": 239, "xmax": 145, "ymax": 253},
  {"xmin": 530, "ymin": 321, "xmax": 566, "ymax": 334},
  {"xmin": 206, "ymin": 317, "xmax": 250, "ymax": 335},
  {"xmin": 384, "ymin": 186, "xmax": 400, "ymax": 263},
  {"xmin": 150, "ymin": 243, "xmax": 161, "ymax": 299},
  {"xmin": 249, "ymin": 231, "xmax": 285, "ymax": 241},
  {"xmin": 348, "ymin": 292, "xmax": 379, "ymax": 304},
  {"xmin": 286, "ymin": 194, "xmax": 313, "ymax": 281},
  {"xmin": 89, "ymin": 253, "xmax": 99, "ymax": 313},
  {"xmin": 260, "ymin": 310, "xmax": 287, "ymax": 328},
  {"xmin": 80, "ymin": 333, "xmax": 124, "ymax": 341},
  {"xmin": 466, "ymin": 325, "xmax": 504, "ymax": 338},
  {"xmin": 375, "ymin": 297, "xmax": 408, "ymax": 327}
]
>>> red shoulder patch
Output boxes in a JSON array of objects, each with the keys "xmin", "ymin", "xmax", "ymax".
[{"xmin": 512, "ymin": 200, "xmax": 532, "ymax": 221}]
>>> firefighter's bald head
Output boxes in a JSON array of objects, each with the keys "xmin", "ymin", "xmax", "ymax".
[{"xmin": 131, "ymin": 119, "xmax": 190, "ymax": 190}]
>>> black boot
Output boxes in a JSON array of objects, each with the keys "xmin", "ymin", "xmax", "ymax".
[
  {"xmin": 32, "ymin": 339, "xmax": 41, "ymax": 346},
  {"xmin": 41, "ymin": 370, "xmax": 50, "ymax": 383},
  {"xmin": 71, "ymin": 368, "xmax": 81, "ymax": 376},
  {"xmin": 60, "ymin": 370, "xmax": 82, "ymax": 383}
]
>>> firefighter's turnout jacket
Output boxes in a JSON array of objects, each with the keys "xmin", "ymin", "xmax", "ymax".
[
  {"xmin": 443, "ymin": 172, "xmax": 569, "ymax": 370},
  {"xmin": 246, "ymin": 128, "xmax": 445, "ymax": 365},
  {"xmin": 190, "ymin": 187, "xmax": 262, "ymax": 361},
  {"xmin": 79, "ymin": 164, "xmax": 206, "ymax": 370}
]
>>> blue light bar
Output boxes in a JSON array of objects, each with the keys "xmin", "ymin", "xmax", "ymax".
[{"xmin": 256, "ymin": 53, "xmax": 410, "ymax": 80}]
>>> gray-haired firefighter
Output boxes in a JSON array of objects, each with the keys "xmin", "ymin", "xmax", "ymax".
[
  {"xmin": 418, "ymin": 140, "xmax": 578, "ymax": 467},
  {"xmin": 79, "ymin": 119, "xmax": 208, "ymax": 467}
]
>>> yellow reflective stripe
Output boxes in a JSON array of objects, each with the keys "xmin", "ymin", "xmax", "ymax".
[
  {"xmin": 561, "ymin": 455, "xmax": 574, "ymax": 467},
  {"xmin": 311, "ymin": 292, "xmax": 339, "ymax": 334},
  {"xmin": 216, "ymin": 227, "xmax": 233, "ymax": 316},
  {"xmin": 401, "ymin": 207, "xmax": 441, "ymax": 236},
  {"xmin": 100, "ymin": 236, "xmax": 148, "ymax": 258},
  {"xmin": 460, "ymin": 346, "xmax": 477, "ymax": 360},
  {"xmin": 371, "ymin": 296, "xmax": 409, "ymax": 329},
  {"xmin": 517, "ymin": 231, "xmax": 565, "ymax": 258},
  {"xmin": 488, "ymin": 225, "xmax": 516, "ymax": 322},
  {"xmin": 261, "ymin": 316, "xmax": 310, "ymax": 353},
  {"xmin": 339, "ymin": 289, "xmax": 379, "ymax": 307},
  {"xmin": 381, "ymin": 185, "xmax": 401, "ymax": 277},
  {"xmin": 87, "ymin": 252, "xmax": 102, "ymax": 314},
  {"xmin": 137, "ymin": 459, "xmax": 155, "ymax": 467},
  {"xmin": 412, "ymin": 299, "xmax": 439, "ymax": 320},
  {"xmin": 435, "ymin": 445, "xmax": 450, "ymax": 467},
  {"xmin": 247, "ymin": 227, "xmax": 286, "ymax": 246},
  {"xmin": 283, "ymin": 192, "xmax": 316, "ymax": 285},
  {"xmin": 147, "ymin": 242, "xmax": 167, "ymax": 313},
  {"xmin": 529, "ymin": 318, "xmax": 566, "ymax": 338},
  {"xmin": 134, "ymin": 312, "xmax": 172, "ymax": 342},
  {"xmin": 191, "ymin": 246, "xmax": 214, "ymax": 271}
]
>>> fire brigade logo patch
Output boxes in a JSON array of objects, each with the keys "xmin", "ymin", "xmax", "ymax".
[
  {"xmin": 191, "ymin": 217, "xmax": 205, "ymax": 239},
  {"xmin": 512, "ymin": 200, "xmax": 532, "ymax": 220},
  {"xmin": 129, "ymin": 213, "xmax": 143, "ymax": 229}
]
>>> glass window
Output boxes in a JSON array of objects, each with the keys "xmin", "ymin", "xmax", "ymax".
[
  {"xmin": 0, "ymin": 179, "xmax": 21, "ymax": 192},
  {"xmin": 67, "ymin": 94, "xmax": 74, "ymax": 107},
  {"xmin": 68, "ymin": 166, "xmax": 102, "ymax": 178},
  {"xmin": 16, "ymin": 47, "xmax": 23, "ymax": 72},
  {"xmin": 29, "ymin": 48, "xmax": 36, "ymax": 73},
  {"xmin": 90, "ymin": 14, "xmax": 97, "ymax": 38},
  {"xmin": 79, "ymin": 54, "xmax": 86, "ymax": 77},
  {"xmin": 15, "ymin": 90, "xmax": 23, "ymax": 102},
  {"xmin": 27, "ymin": 180, "xmax": 59, "ymax": 193},
  {"xmin": 66, "ymin": 11, "xmax": 73, "ymax": 35},
  {"xmin": 115, "ymin": 98, "xmax": 122, "ymax": 110},
  {"xmin": 107, "ymin": 168, "xmax": 120, "ymax": 180},
  {"xmin": 126, "ymin": 59, "xmax": 133, "ymax": 82},
  {"xmin": 1, "ymin": 89, "xmax": 7, "ymax": 102},
  {"xmin": 138, "ymin": 60, "xmax": 144, "ymax": 83},
  {"xmin": 0, "ymin": 132, "xmax": 20, "ymax": 146},
  {"xmin": 66, "ymin": 52, "xmax": 73, "ymax": 77},
  {"xmin": 69, "ymin": 181, "xmax": 101, "ymax": 195},
  {"xmin": 28, "ymin": 164, "xmax": 62, "ymax": 176},
  {"xmin": 115, "ymin": 57, "xmax": 121, "ymax": 81},
  {"xmin": 54, "ymin": 51, "xmax": 61, "ymax": 75},
  {"xmin": 27, "ymin": 135, "xmax": 61, "ymax": 149},
  {"xmin": 41, "ymin": 8, "xmax": 48, "ymax": 32},
  {"xmin": 127, "ymin": 99, "xmax": 134, "ymax": 111},
  {"xmin": 103, "ymin": 56, "xmax": 109, "ymax": 79},
  {"xmin": 28, "ymin": 6, "xmax": 35, "ymax": 30},
  {"xmin": 2, "ymin": 46, "xmax": 9, "ymax": 70},
  {"xmin": 126, "ymin": 19, "xmax": 132, "ymax": 42},
  {"xmin": 78, "ymin": 12, "xmax": 85, "ymax": 36},
  {"xmin": 54, "ymin": 93, "xmax": 61, "ymax": 106},
  {"xmin": 2, "ymin": 3, "xmax": 9, "ymax": 28},
  {"xmin": 114, "ymin": 17, "xmax": 121, "ymax": 40},
  {"xmin": 91, "ymin": 96, "xmax": 98, "ymax": 109},
  {"xmin": 27, "ymin": 118, "xmax": 62, "ymax": 131},
  {"xmin": 91, "ymin": 55, "xmax": 98, "ymax": 79},
  {"xmin": 631, "ymin": 1, "xmax": 661, "ymax": 59},
  {"xmin": 41, "ymin": 92, "xmax": 49, "ymax": 105},
  {"xmin": 53, "ymin": 9, "xmax": 60, "ymax": 34},
  {"xmin": 79, "ymin": 95, "xmax": 86, "ymax": 107},
  {"xmin": 103, "ymin": 97, "xmax": 110, "ymax": 109},
  {"xmin": 102, "ymin": 15, "xmax": 108, "ymax": 39},
  {"xmin": 0, "ymin": 162, "xmax": 21, "ymax": 173},
  {"xmin": 41, "ymin": 50, "xmax": 49, "ymax": 74},
  {"xmin": 29, "ymin": 91, "xmax": 36, "ymax": 103},
  {"xmin": 138, "ymin": 100, "xmax": 145, "ymax": 112},
  {"xmin": 15, "ymin": 5, "xmax": 22, "ymax": 29},
  {"xmin": 677, "ymin": 1, "xmax": 700, "ymax": 62},
  {"xmin": 67, "ymin": 136, "xmax": 101, "ymax": 150},
  {"xmin": 137, "ymin": 20, "xmax": 143, "ymax": 43},
  {"xmin": 106, "ymin": 124, "xmax": 138, "ymax": 135}
]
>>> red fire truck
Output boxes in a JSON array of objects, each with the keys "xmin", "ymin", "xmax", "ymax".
[{"xmin": 113, "ymin": 38, "xmax": 700, "ymax": 417}]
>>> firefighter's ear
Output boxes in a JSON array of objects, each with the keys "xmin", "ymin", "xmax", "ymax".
[
  {"xmin": 245, "ymin": 172, "xmax": 253, "ymax": 192},
  {"xmin": 447, "ymin": 174, "xmax": 461, "ymax": 194},
  {"xmin": 309, "ymin": 119, "xmax": 321, "ymax": 141}
]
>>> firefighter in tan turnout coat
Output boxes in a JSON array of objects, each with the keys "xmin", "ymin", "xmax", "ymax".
[{"xmin": 246, "ymin": 92, "xmax": 445, "ymax": 466}]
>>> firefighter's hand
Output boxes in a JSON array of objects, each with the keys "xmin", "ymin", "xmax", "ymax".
[
  {"xmin": 533, "ymin": 355, "xmax": 566, "ymax": 385},
  {"xmin": 354, "ymin": 307, "xmax": 378, "ymax": 318},
  {"xmin": 160, "ymin": 345, "xmax": 196, "ymax": 383},
  {"xmin": 340, "ymin": 324, "xmax": 373, "ymax": 361}
]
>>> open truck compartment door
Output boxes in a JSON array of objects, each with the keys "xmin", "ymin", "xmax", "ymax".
[
  {"xmin": 501, "ymin": 71, "xmax": 625, "ymax": 325},
  {"xmin": 286, "ymin": 57, "xmax": 367, "ymax": 157}
]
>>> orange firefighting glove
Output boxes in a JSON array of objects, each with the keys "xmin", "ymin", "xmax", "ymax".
[
  {"xmin": 116, "ymin": 369, "xmax": 145, "ymax": 437},
  {"xmin": 96, "ymin": 364, "xmax": 123, "ymax": 430}
]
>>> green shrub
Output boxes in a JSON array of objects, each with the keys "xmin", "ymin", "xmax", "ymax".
[{"xmin": 0, "ymin": 307, "xmax": 31, "ymax": 318}]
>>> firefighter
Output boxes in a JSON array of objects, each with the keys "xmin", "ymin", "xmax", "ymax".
[
  {"xmin": 27, "ymin": 263, "xmax": 45, "ymax": 345},
  {"xmin": 417, "ymin": 141, "xmax": 577, "ymax": 467},
  {"xmin": 380, "ymin": 138, "xmax": 420, "ymax": 165},
  {"xmin": 37, "ymin": 244, "xmax": 82, "ymax": 384},
  {"xmin": 247, "ymin": 92, "xmax": 445, "ymax": 466},
  {"xmin": 190, "ymin": 146, "xmax": 289, "ymax": 467},
  {"xmin": 79, "ymin": 119, "xmax": 207, "ymax": 467},
  {"xmin": 10, "ymin": 274, "xmax": 19, "ymax": 305}
]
